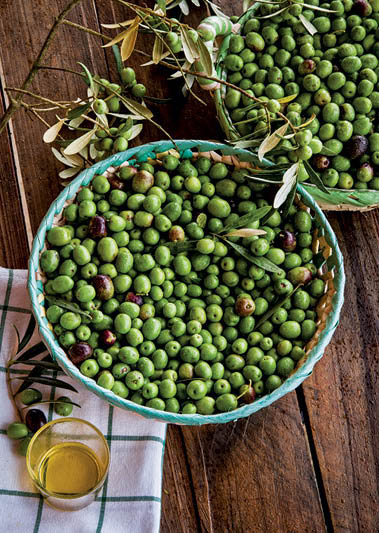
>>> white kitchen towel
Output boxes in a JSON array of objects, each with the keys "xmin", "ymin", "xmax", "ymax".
[{"xmin": 0, "ymin": 266, "xmax": 166, "ymax": 533}]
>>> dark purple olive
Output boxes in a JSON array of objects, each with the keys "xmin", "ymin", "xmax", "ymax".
[
  {"xmin": 68, "ymin": 342, "xmax": 93, "ymax": 365},
  {"xmin": 240, "ymin": 386, "xmax": 256, "ymax": 404},
  {"xmin": 168, "ymin": 226, "xmax": 185, "ymax": 242},
  {"xmin": 288, "ymin": 266, "xmax": 313, "ymax": 285},
  {"xmin": 99, "ymin": 329, "xmax": 117, "ymax": 348},
  {"xmin": 25, "ymin": 409, "xmax": 47, "ymax": 433},
  {"xmin": 277, "ymin": 230, "xmax": 297, "ymax": 252},
  {"xmin": 302, "ymin": 59, "xmax": 316, "ymax": 73},
  {"xmin": 108, "ymin": 175, "xmax": 125, "ymax": 190},
  {"xmin": 346, "ymin": 135, "xmax": 369, "ymax": 159},
  {"xmin": 92, "ymin": 274, "xmax": 114, "ymax": 301},
  {"xmin": 88, "ymin": 215, "xmax": 107, "ymax": 238},
  {"xmin": 132, "ymin": 170, "xmax": 154, "ymax": 193},
  {"xmin": 235, "ymin": 297, "xmax": 255, "ymax": 317},
  {"xmin": 312, "ymin": 155, "xmax": 330, "ymax": 171},
  {"xmin": 126, "ymin": 292, "xmax": 143, "ymax": 305},
  {"xmin": 353, "ymin": 0, "xmax": 371, "ymax": 16}
]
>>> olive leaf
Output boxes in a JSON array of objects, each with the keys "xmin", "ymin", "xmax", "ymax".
[
  {"xmin": 156, "ymin": 0, "xmax": 167, "ymax": 14},
  {"xmin": 255, "ymin": 6, "xmax": 290, "ymax": 19},
  {"xmin": 298, "ymin": 114, "xmax": 316, "ymax": 129},
  {"xmin": 101, "ymin": 20, "xmax": 135, "ymax": 29},
  {"xmin": 220, "ymin": 206, "xmax": 272, "ymax": 233},
  {"xmin": 255, "ymin": 284, "xmax": 303, "ymax": 329},
  {"xmin": 13, "ymin": 376, "xmax": 79, "ymax": 393},
  {"xmin": 112, "ymin": 45, "xmax": 123, "ymax": 79},
  {"xmin": 102, "ymin": 16, "xmax": 140, "ymax": 49},
  {"xmin": 45, "ymin": 296, "xmax": 92, "ymax": 319},
  {"xmin": 63, "ymin": 128, "xmax": 96, "ymax": 156},
  {"xmin": 197, "ymin": 37, "xmax": 213, "ymax": 76},
  {"xmin": 14, "ymin": 341, "xmax": 48, "ymax": 363},
  {"xmin": 223, "ymin": 228, "xmax": 267, "ymax": 238},
  {"xmin": 152, "ymin": 35, "xmax": 166, "ymax": 64},
  {"xmin": 43, "ymin": 119, "xmax": 65, "ymax": 143},
  {"xmin": 301, "ymin": 2, "xmax": 337, "ymax": 12},
  {"xmin": 281, "ymin": 182, "xmax": 297, "ymax": 219},
  {"xmin": 180, "ymin": 27, "xmax": 200, "ymax": 64},
  {"xmin": 59, "ymin": 167, "xmax": 81, "ymax": 179},
  {"xmin": 13, "ymin": 354, "xmax": 52, "ymax": 396},
  {"xmin": 9, "ymin": 359, "xmax": 61, "ymax": 370},
  {"xmin": 258, "ymin": 123, "xmax": 289, "ymax": 162},
  {"xmin": 21, "ymin": 399, "xmax": 81, "ymax": 410},
  {"xmin": 273, "ymin": 161, "xmax": 299, "ymax": 209},
  {"xmin": 299, "ymin": 14, "xmax": 317, "ymax": 36},
  {"xmin": 121, "ymin": 18, "xmax": 140, "ymax": 61},
  {"xmin": 14, "ymin": 314, "xmax": 36, "ymax": 354},
  {"xmin": 78, "ymin": 62, "xmax": 94, "ymax": 92},
  {"xmin": 67, "ymin": 102, "xmax": 91, "ymax": 120},
  {"xmin": 277, "ymin": 94, "xmax": 298, "ymax": 104},
  {"xmin": 304, "ymin": 160, "xmax": 330, "ymax": 194},
  {"xmin": 164, "ymin": 240, "xmax": 197, "ymax": 253},
  {"xmin": 122, "ymin": 98, "xmax": 153, "ymax": 119},
  {"xmin": 223, "ymin": 239, "xmax": 283, "ymax": 273}
]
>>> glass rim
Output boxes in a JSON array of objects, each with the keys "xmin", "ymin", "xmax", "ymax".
[{"xmin": 26, "ymin": 417, "xmax": 110, "ymax": 500}]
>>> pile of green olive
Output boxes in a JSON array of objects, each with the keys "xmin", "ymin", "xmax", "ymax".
[
  {"xmin": 41, "ymin": 155, "xmax": 326, "ymax": 415},
  {"xmin": 223, "ymin": 0, "xmax": 379, "ymax": 190}
]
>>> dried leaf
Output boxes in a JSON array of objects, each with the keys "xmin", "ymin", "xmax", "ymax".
[
  {"xmin": 122, "ymin": 98, "xmax": 153, "ymax": 119},
  {"xmin": 258, "ymin": 123, "xmax": 289, "ymax": 162},
  {"xmin": 223, "ymin": 228, "xmax": 267, "ymax": 238},
  {"xmin": 102, "ymin": 20, "xmax": 135, "ymax": 29},
  {"xmin": 63, "ymin": 129, "xmax": 96, "ymax": 156},
  {"xmin": 299, "ymin": 14, "xmax": 317, "ymax": 36},
  {"xmin": 298, "ymin": 114, "xmax": 316, "ymax": 130},
  {"xmin": 277, "ymin": 93, "xmax": 298, "ymax": 104},
  {"xmin": 68, "ymin": 116, "xmax": 86, "ymax": 129},
  {"xmin": 43, "ymin": 119, "xmax": 65, "ymax": 143},
  {"xmin": 121, "ymin": 19, "xmax": 140, "ymax": 61},
  {"xmin": 273, "ymin": 162, "xmax": 299, "ymax": 209},
  {"xmin": 179, "ymin": 0, "xmax": 189, "ymax": 15},
  {"xmin": 141, "ymin": 51, "xmax": 170, "ymax": 66},
  {"xmin": 102, "ymin": 28, "xmax": 134, "ymax": 48}
]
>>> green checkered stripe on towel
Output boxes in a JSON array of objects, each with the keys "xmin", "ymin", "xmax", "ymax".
[{"xmin": 0, "ymin": 267, "xmax": 166, "ymax": 533}]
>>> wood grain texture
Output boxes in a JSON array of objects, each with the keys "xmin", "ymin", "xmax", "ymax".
[
  {"xmin": 181, "ymin": 393, "xmax": 326, "ymax": 533},
  {"xmin": 0, "ymin": 1, "xmax": 378, "ymax": 532},
  {"xmin": 302, "ymin": 211, "xmax": 379, "ymax": 532},
  {"xmin": 0, "ymin": 91, "xmax": 29, "ymax": 268}
]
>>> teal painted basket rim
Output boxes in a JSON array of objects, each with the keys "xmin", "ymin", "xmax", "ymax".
[
  {"xmin": 28, "ymin": 140, "xmax": 345, "ymax": 425},
  {"xmin": 212, "ymin": 6, "xmax": 379, "ymax": 210}
]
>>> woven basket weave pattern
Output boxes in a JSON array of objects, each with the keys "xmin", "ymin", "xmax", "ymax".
[{"xmin": 28, "ymin": 140, "xmax": 345, "ymax": 425}]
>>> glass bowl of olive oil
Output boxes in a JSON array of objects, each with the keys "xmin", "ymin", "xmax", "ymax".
[{"xmin": 26, "ymin": 418, "xmax": 110, "ymax": 511}]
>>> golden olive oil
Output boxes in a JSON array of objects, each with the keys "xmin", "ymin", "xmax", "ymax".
[{"xmin": 37, "ymin": 442, "xmax": 102, "ymax": 495}]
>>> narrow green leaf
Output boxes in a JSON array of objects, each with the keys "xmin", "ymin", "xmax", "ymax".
[
  {"xmin": 164, "ymin": 240, "xmax": 197, "ymax": 253},
  {"xmin": 78, "ymin": 62, "xmax": 94, "ymax": 92},
  {"xmin": 197, "ymin": 37, "xmax": 213, "ymax": 76},
  {"xmin": 112, "ymin": 44, "xmax": 123, "ymax": 79},
  {"xmin": 9, "ymin": 359, "xmax": 61, "ymax": 370},
  {"xmin": 221, "ymin": 206, "xmax": 272, "ymax": 233},
  {"xmin": 21, "ymin": 399, "xmax": 81, "ymax": 409},
  {"xmin": 45, "ymin": 296, "xmax": 92, "ymax": 319},
  {"xmin": 143, "ymin": 96, "xmax": 172, "ymax": 104},
  {"xmin": 255, "ymin": 284, "xmax": 302, "ymax": 329},
  {"xmin": 14, "ymin": 377, "xmax": 79, "ymax": 393},
  {"xmin": 16, "ymin": 314, "xmax": 36, "ymax": 354},
  {"xmin": 224, "ymin": 239, "xmax": 283, "ymax": 273},
  {"xmin": 304, "ymin": 160, "xmax": 330, "ymax": 194},
  {"xmin": 67, "ymin": 103, "xmax": 91, "ymax": 120},
  {"xmin": 14, "ymin": 341, "xmax": 48, "ymax": 363},
  {"xmin": 14, "ymin": 354, "xmax": 54, "ymax": 395},
  {"xmin": 260, "ymin": 206, "xmax": 276, "ymax": 225}
]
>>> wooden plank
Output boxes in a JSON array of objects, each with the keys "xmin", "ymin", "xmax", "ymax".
[
  {"xmin": 302, "ymin": 211, "xmax": 379, "ymax": 532},
  {"xmin": 0, "ymin": 0, "xmax": 110, "ymax": 234},
  {"xmin": 181, "ymin": 393, "xmax": 327, "ymax": 533},
  {"xmin": 0, "ymin": 90, "xmax": 29, "ymax": 268},
  {"xmin": 161, "ymin": 426, "xmax": 201, "ymax": 533}
]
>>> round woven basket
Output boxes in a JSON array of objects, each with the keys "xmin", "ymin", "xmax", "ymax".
[
  {"xmin": 208, "ymin": 6, "xmax": 379, "ymax": 211},
  {"xmin": 28, "ymin": 140, "xmax": 345, "ymax": 425}
]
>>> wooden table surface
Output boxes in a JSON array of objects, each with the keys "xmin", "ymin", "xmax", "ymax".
[{"xmin": 0, "ymin": 1, "xmax": 378, "ymax": 531}]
